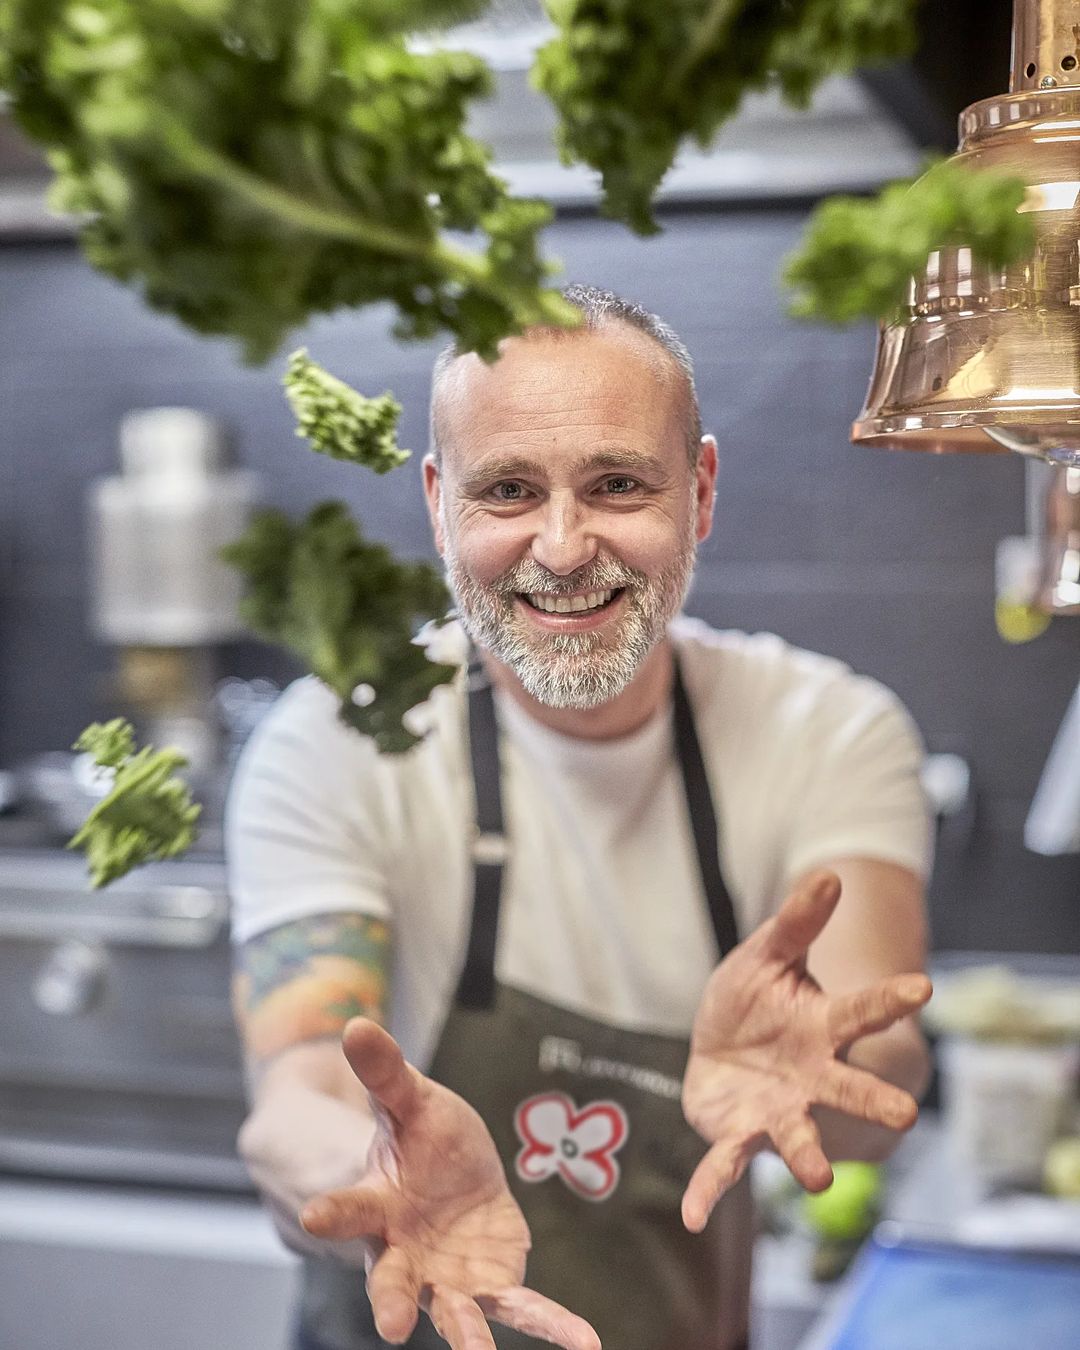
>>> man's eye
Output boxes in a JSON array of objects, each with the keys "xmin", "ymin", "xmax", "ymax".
[
  {"xmin": 489, "ymin": 481, "xmax": 530, "ymax": 502},
  {"xmin": 601, "ymin": 476, "xmax": 640, "ymax": 495}
]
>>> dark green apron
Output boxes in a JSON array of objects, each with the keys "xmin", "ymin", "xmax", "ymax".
[{"xmin": 297, "ymin": 658, "xmax": 751, "ymax": 1350}]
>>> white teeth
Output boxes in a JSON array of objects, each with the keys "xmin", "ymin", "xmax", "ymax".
[{"xmin": 526, "ymin": 589, "xmax": 615, "ymax": 614}]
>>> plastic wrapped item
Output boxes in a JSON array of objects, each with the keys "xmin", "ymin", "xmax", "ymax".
[
  {"xmin": 88, "ymin": 408, "xmax": 259, "ymax": 646},
  {"xmin": 939, "ymin": 1036, "xmax": 1080, "ymax": 1189}
]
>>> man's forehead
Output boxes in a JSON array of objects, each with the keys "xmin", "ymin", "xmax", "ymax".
[
  {"xmin": 435, "ymin": 324, "xmax": 681, "ymax": 445},
  {"xmin": 453, "ymin": 323, "xmax": 674, "ymax": 390}
]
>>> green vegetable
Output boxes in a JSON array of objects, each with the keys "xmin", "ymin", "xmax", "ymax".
[
  {"xmin": 783, "ymin": 159, "xmax": 1035, "ymax": 325},
  {"xmin": 220, "ymin": 502, "xmax": 458, "ymax": 752},
  {"xmin": 802, "ymin": 1161, "xmax": 881, "ymax": 1240},
  {"xmin": 534, "ymin": 0, "xmax": 918, "ymax": 234},
  {"xmin": 0, "ymin": 0, "xmax": 577, "ymax": 362},
  {"xmin": 0, "ymin": 2, "xmax": 1031, "ymax": 332},
  {"xmin": 73, "ymin": 717, "xmax": 135, "ymax": 768},
  {"xmin": 284, "ymin": 348, "xmax": 409, "ymax": 472},
  {"xmin": 68, "ymin": 720, "xmax": 202, "ymax": 888}
]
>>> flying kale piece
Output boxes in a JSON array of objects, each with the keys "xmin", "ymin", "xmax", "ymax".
[
  {"xmin": 0, "ymin": 0, "xmax": 577, "ymax": 362},
  {"xmin": 221, "ymin": 502, "xmax": 457, "ymax": 753},
  {"xmin": 533, "ymin": 0, "xmax": 919, "ymax": 234},
  {"xmin": 283, "ymin": 348, "xmax": 409, "ymax": 472},
  {"xmin": 68, "ymin": 720, "xmax": 202, "ymax": 888},
  {"xmin": 783, "ymin": 160, "xmax": 1035, "ymax": 325}
]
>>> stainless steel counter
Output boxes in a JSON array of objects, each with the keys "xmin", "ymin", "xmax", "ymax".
[{"xmin": 0, "ymin": 847, "xmax": 249, "ymax": 1190}]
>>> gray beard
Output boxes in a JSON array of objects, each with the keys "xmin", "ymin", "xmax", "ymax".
[{"xmin": 443, "ymin": 530, "xmax": 698, "ymax": 710}]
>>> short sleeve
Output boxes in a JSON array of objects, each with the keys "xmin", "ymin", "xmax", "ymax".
[
  {"xmin": 781, "ymin": 675, "xmax": 934, "ymax": 887},
  {"xmin": 224, "ymin": 676, "xmax": 392, "ymax": 944}
]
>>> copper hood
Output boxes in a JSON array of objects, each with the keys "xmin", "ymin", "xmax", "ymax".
[{"xmin": 853, "ymin": 0, "xmax": 1080, "ymax": 466}]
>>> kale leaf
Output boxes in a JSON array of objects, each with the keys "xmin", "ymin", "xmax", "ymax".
[
  {"xmin": 533, "ymin": 0, "xmax": 918, "ymax": 234},
  {"xmin": 68, "ymin": 720, "xmax": 202, "ymax": 888},
  {"xmin": 284, "ymin": 348, "xmax": 410, "ymax": 472},
  {"xmin": 220, "ymin": 502, "xmax": 458, "ymax": 753},
  {"xmin": 0, "ymin": 0, "xmax": 577, "ymax": 361},
  {"xmin": 783, "ymin": 160, "xmax": 1035, "ymax": 325}
]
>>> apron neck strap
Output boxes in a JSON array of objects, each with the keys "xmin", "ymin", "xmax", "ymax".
[
  {"xmin": 456, "ymin": 648, "xmax": 739, "ymax": 1010},
  {"xmin": 454, "ymin": 656, "xmax": 505, "ymax": 1009},
  {"xmin": 670, "ymin": 658, "xmax": 740, "ymax": 960}
]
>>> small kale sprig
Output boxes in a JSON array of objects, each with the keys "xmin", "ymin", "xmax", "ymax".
[
  {"xmin": 283, "ymin": 348, "xmax": 409, "ymax": 472},
  {"xmin": 533, "ymin": 0, "xmax": 918, "ymax": 234},
  {"xmin": 220, "ymin": 502, "xmax": 458, "ymax": 753},
  {"xmin": 0, "ymin": 0, "xmax": 577, "ymax": 362},
  {"xmin": 783, "ymin": 160, "xmax": 1035, "ymax": 325},
  {"xmin": 68, "ymin": 720, "xmax": 202, "ymax": 888}
]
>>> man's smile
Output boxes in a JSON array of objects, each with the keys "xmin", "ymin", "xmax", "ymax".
[
  {"xmin": 520, "ymin": 587, "xmax": 624, "ymax": 614},
  {"xmin": 514, "ymin": 587, "xmax": 628, "ymax": 630}
]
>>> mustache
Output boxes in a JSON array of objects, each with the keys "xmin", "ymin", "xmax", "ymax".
[{"xmin": 488, "ymin": 556, "xmax": 642, "ymax": 596}]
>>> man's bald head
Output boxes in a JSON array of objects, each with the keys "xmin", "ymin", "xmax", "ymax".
[{"xmin": 429, "ymin": 284, "xmax": 703, "ymax": 466}]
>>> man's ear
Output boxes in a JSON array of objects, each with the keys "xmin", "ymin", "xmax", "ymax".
[
  {"xmin": 422, "ymin": 453, "xmax": 446, "ymax": 555},
  {"xmin": 695, "ymin": 435, "xmax": 718, "ymax": 543}
]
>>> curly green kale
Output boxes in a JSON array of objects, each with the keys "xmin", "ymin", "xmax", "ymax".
[
  {"xmin": 74, "ymin": 717, "xmax": 135, "ymax": 768},
  {"xmin": 68, "ymin": 720, "xmax": 202, "ymax": 888},
  {"xmin": 783, "ymin": 160, "xmax": 1035, "ymax": 325},
  {"xmin": 221, "ymin": 502, "xmax": 458, "ymax": 753},
  {"xmin": 283, "ymin": 348, "xmax": 409, "ymax": 472},
  {"xmin": 0, "ymin": 0, "xmax": 578, "ymax": 362},
  {"xmin": 533, "ymin": 0, "xmax": 918, "ymax": 234}
]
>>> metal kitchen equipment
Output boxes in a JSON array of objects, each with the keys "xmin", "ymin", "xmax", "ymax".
[
  {"xmin": 1037, "ymin": 464, "xmax": 1080, "ymax": 612},
  {"xmin": 0, "ymin": 841, "xmax": 302, "ymax": 1350},
  {"xmin": 88, "ymin": 406, "xmax": 260, "ymax": 784},
  {"xmin": 854, "ymin": 0, "xmax": 1080, "ymax": 467},
  {"xmin": 0, "ymin": 848, "xmax": 247, "ymax": 1190}
]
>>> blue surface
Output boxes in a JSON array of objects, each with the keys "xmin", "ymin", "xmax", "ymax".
[{"xmin": 824, "ymin": 1238, "xmax": 1080, "ymax": 1350}]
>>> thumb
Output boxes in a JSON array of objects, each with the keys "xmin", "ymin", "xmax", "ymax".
[
  {"xmin": 764, "ymin": 870, "xmax": 842, "ymax": 966},
  {"xmin": 341, "ymin": 1018, "xmax": 421, "ymax": 1126}
]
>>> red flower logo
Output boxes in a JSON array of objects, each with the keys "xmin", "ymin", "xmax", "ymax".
[{"xmin": 513, "ymin": 1092, "xmax": 629, "ymax": 1202}]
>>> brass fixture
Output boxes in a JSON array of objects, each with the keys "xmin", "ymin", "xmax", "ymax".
[{"xmin": 854, "ymin": 0, "xmax": 1080, "ymax": 466}]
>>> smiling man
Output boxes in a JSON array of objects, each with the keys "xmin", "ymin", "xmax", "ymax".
[
  {"xmin": 227, "ymin": 286, "xmax": 933, "ymax": 1350},
  {"xmin": 425, "ymin": 317, "xmax": 704, "ymax": 724}
]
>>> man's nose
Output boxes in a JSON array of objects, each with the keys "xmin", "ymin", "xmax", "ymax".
[{"xmin": 529, "ymin": 495, "xmax": 598, "ymax": 577}]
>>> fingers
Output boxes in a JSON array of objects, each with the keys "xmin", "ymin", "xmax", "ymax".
[
  {"xmin": 368, "ymin": 1247, "xmax": 423, "ymax": 1344},
  {"xmin": 681, "ymin": 1137, "xmax": 761, "ymax": 1234},
  {"xmin": 428, "ymin": 1287, "xmax": 497, "ymax": 1350},
  {"xmin": 765, "ymin": 870, "xmax": 842, "ymax": 966},
  {"xmin": 479, "ymin": 1287, "xmax": 602, "ymax": 1350},
  {"xmin": 827, "ymin": 973, "xmax": 932, "ymax": 1047},
  {"xmin": 816, "ymin": 1060, "xmax": 919, "ymax": 1132},
  {"xmin": 299, "ymin": 1184, "xmax": 387, "ymax": 1241},
  {"xmin": 683, "ymin": 1116, "xmax": 832, "ymax": 1223},
  {"xmin": 771, "ymin": 1111, "xmax": 832, "ymax": 1193},
  {"xmin": 341, "ymin": 1018, "xmax": 421, "ymax": 1125}
]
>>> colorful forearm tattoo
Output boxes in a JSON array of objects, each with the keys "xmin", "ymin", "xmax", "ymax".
[{"xmin": 232, "ymin": 912, "xmax": 390, "ymax": 1064}]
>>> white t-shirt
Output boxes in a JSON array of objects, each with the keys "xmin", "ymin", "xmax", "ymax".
[{"xmin": 225, "ymin": 616, "xmax": 933, "ymax": 1071}]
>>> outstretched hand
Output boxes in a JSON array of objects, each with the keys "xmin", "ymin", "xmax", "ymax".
[
  {"xmin": 300, "ymin": 1019, "xmax": 601, "ymax": 1350},
  {"xmin": 681, "ymin": 870, "xmax": 931, "ymax": 1233}
]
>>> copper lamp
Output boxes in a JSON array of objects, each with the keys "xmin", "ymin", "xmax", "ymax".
[{"xmin": 853, "ymin": 0, "xmax": 1080, "ymax": 466}]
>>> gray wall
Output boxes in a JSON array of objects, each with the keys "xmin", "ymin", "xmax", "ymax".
[{"xmin": 1, "ymin": 208, "xmax": 1077, "ymax": 953}]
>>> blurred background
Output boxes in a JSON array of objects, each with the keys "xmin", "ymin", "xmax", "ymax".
[{"xmin": 1, "ymin": 2, "xmax": 1078, "ymax": 1348}]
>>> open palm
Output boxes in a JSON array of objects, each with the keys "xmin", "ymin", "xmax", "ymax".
[
  {"xmin": 300, "ymin": 1019, "xmax": 600, "ymax": 1350},
  {"xmin": 681, "ymin": 870, "xmax": 932, "ymax": 1233}
]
